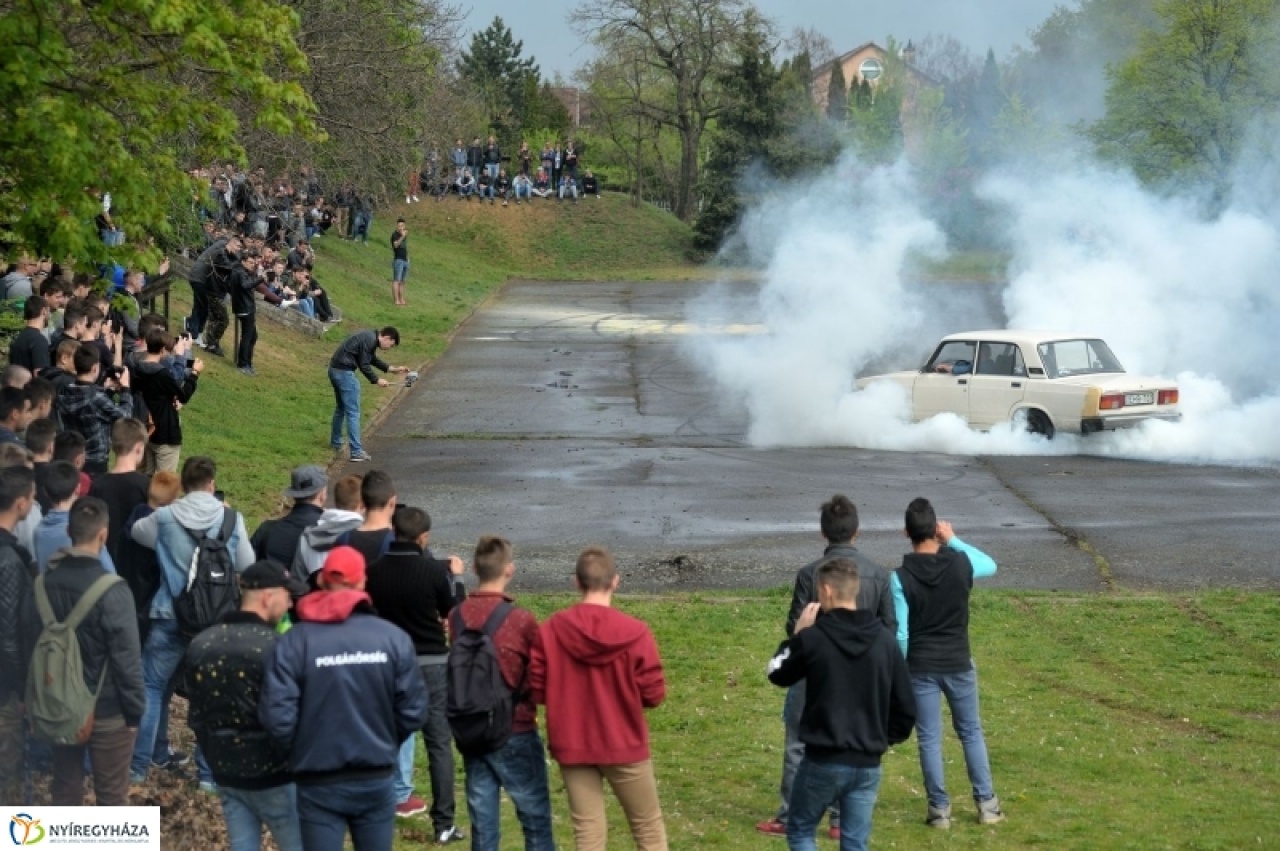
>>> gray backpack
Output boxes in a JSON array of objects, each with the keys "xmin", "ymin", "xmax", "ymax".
[{"xmin": 26, "ymin": 573, "xmax": 123, "ymax": 745}]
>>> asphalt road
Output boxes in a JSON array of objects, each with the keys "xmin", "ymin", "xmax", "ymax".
[{"xmin": 365, "ymin": 279, "xmax": 1280, "ymax": 593}]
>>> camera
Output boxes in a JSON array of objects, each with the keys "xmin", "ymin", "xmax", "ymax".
[{"xmin": 104, "ymin": 366, "xmax": 126, "ymax": 381}]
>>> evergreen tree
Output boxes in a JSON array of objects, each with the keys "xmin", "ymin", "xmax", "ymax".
[
  {"xmin": 826, "ymin": 61, "xmax": 849, "ymax": 121},
  {"xmin": 458, "ymin": 17, "xmax": 541, "ymax": 138},
  {"xmin": 693, "ymin": 22, "xmax": 784, "ymax": 251},
  {"xmin": 969, "ymin": 48, "xmax": 1005, "ymax": 164}
]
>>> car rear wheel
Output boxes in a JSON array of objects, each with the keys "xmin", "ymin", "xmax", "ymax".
[{"xmin": 1024, "ymin": 409, "xmax": 1055, "ymax": 439}]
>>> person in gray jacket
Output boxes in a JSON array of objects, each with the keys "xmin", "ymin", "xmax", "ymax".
[
  {"xmin": 127, "ymin": 455, "xmax": 254, "ymax": 785},
  {"xmin": 758, "ymin": 494, "xmax": 897, "ymax": 840}
]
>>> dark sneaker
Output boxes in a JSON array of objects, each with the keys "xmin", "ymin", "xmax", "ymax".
[
  {"xmin": 435, "ymin": 825, "xmax": 466, "ymax": 844},
  {"xmin": 238, "ymin": 366, "xmax": 256, "ymax": 377},
  {"xmin": 205, "ymin": 345, "xmax": 226, "ymax": 357},
  {"xmin": 152, "ymin": 749, "xmax": 190, "ymax": 773},
  {"xmin": 350, "ymin": 451, "xmax": 373, "ymax": 462},
  {"xmin": 395, "ymin": 795, "xmax": 427, "ymax": 818},
  {"xmin": 976, "ymin": 796, "xmax": 1005, "ymax": 825},
  {"xmin": 755, "ymin": 818, "xmax": 786, "ymax": 837}
]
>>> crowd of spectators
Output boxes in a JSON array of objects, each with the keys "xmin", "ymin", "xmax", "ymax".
[{"xmin": 407, "ymin": 137, "xmax": 601, "ymax": 207}]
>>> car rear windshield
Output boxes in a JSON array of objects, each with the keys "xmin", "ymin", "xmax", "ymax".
[{"xmin": 1036, "ymin": 339, "xmax": 1125, "ymax": 378}]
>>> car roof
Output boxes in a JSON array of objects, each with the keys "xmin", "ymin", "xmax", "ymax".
[{"xmin": 939, "ymin": 330, "xmax": 1099, "ymax": 346}]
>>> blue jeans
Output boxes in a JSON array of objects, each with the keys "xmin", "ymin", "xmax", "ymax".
[
  {"xmin": 485, "ymin": 163, "xmax": 499, "ymax": 180},
  {"xmin": 328, "ymin": 367, "xmax": 363, "ymax": 455},
  {"xmin": 912, "ymin": 667, "xmax": 995, "ymax": 809},
  {"xmin": 291, "ymin": 297, "xmax": 315, "ymax": 318},
  {"xmin": 351, "ymin": 211, "xmax": 370, "ymax": 242},
  {"xmin": 221, "ymin": 784, "xmax": 303, "ymax": 851},
  {"xmin": 297, "ymin": 775, "xmax": 396, "ymax": 851},
  {"xmin": 131, "ymin": 619, "xmax": 185, "ymax": 780},
  {"xmin": 464, "ymin": 731, "xmax": 556, "ymax": 851},
  {"xmin": 786, "ymin": 760, "xmax": 880, "ymax": 851},
  {"xmin": 395, "ymin": 735, "xmax": 416, "ymax": 804},
  {"xmin": 514, "ymin": 184, "xmax": 531, "ymax": 200},
  {"xmin": 392, "ymin": 259, "xmax": 409, "ymax": 282}
]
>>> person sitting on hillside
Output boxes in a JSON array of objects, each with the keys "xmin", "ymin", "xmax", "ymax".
[
  {"xmin": 495, "ymin": 169, "xmax": 511, "ymax": 207},
  {"xmin": 512, "ymin": 172, "xmax": 533, "ymax": 205},
  {"xmin": 532, "ymin": 169, "xmax": 552, "ymax": 199},
  {"xmin": 456, "ymin": 169, "xmax": 476, "ymax": 200},
  {"xmin": 558, "ymin": 173, "xmax": 579, "ymax": 203},
  {"xmin": 582, "ymin": 170, "xmax": 600, "ymax": 198},
  {"xmin": 476, "ymin": 170, "xmax": 495, "ymax": 204}
]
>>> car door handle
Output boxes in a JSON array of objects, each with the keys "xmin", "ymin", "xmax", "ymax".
[
  {"xmin": 957, "ymin": 379, "xmax": 967, "ymax": 385},
  {"xmin": 1011, "ymin": 382, "xmax": 1022, "ymax": 388}
]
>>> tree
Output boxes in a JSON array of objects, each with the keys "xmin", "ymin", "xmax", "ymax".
[
  {"xmin": 0, "ymin": 0, "xmax": 317, "ymax": 263},
  {"xmin": 458, "ymin": 17, "xmax": 541, "ymax": 140},
  {"xmin": 847, "ymin": 43, "xmax": 905, "ymax": 165},
  {"xmin": 968, "ymin": 48, "xmax": 1006, "ymax": 165},
  {"xmin": 826, "ymin": 61, "xmax": 849, "ymax": 122},
  {"xmin": 693, "ymin": 19, "xmax": 784, "ymax": 250},
  {"xmin": 573, "ymin": 0, "xmax": 753, "ymax": 221},
  {"xmin": 1089, "ymin": 0, "xmax": 1280, "ymax": 203},
  {"xmin": 244, "ymin": 0, "xmax": 461, "ymax": 198}
]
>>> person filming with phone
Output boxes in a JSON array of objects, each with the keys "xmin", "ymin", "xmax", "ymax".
[
  {"xmin": 55, "ymin": 343, "xmax": 134, "ymax": 476},
  {"xmin": 132, "ymin": 328, "xmax": 202, "ymax": 473}
]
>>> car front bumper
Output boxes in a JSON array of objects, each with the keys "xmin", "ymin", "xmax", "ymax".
[{"xmin": 1080, "ymin": 412, "xmax": 1182, "ymax": 434}]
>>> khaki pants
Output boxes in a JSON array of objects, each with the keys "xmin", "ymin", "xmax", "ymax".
[
  {"xmin": 152, "ymin": 444, "xmax": 181, "ymax": 473},
  {"xmin": 0, "ymin": 695, "xmax": 23, "ymax": 804},
  {"xmin": 51, "ymin": 715, "xmax": 136, "ymax": 806},
  {"xmin": 560, "ymin": 760, "xmax": 667, "ymax": 851}
]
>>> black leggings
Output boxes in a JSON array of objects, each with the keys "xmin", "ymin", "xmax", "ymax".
[{"xmin": 236, "ymin": 312, "xmax": 257, "ymax": 368}]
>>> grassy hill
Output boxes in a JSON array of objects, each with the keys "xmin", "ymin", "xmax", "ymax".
[{"xmin": 178, "ymin": 192, "xmax": 696, "ymax": 521}]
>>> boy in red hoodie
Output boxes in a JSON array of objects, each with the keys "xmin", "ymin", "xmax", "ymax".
[{"xmin": 529, "ymin": 546, "xmax": 667, "ymax": 851}]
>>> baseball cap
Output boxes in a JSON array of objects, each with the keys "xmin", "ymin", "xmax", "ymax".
[
  {"xmin": 284, "ymin": 465, "xmax": 327, "ymax": 500},
  {"xmin": 319, "ymin": 545, "xmax": 366, "ymax": 586},
  {"xmin": 239, "ymin": 560, "xmax": 308, "ymax": 595}
]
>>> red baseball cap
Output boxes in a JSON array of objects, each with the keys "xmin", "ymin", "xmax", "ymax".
[{"xmin": 320, "ymin": 545, "xmax": 366, "ymax": 586}]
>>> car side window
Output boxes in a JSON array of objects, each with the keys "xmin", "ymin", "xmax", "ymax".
[
  {"xmin": 926, "ymin": 341, "xmax": 976, "ymax": 374},
  {"xmin": 976, "ymin": 342, "xmax": 1027, "ymax": 377}
]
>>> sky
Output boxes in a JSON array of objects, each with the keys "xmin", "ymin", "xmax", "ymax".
[{"xmin": 458, "ymin": 0, "xmax": 1070, "ymax": 81}]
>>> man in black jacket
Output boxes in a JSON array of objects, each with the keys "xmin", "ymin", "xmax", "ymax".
[
  {"xmin": 760, "ymin": 495, "xmax": 897, "ymax": 839},
  {"xmin": 230, "ymin": 251, "xmax": 282, "ymax": 376},
  {"xmin": 186, "ymin": 561, "xmax": 306, "ymax": 851},
  {"xmin": 251, "ymin": 466, "xmax": 327, "ymax": 566},
  {"xmin": 327, "ymin": 327, "xmax": 409, "ymax": 462},
  {"xmin": 8, "ymin": 296, "xmax": 50, "ymax": 374},
  {"xmin": 188, "ymin": 233, "xmax": 241, "ymax": 357},
  {"xmin": 365, "ymin": 507, "xmax": 466, "ymax": 836},
  {"xmin": 0, "ymin": 465, "xmax": 38, "ymax": 804},
  {"xmin": 40, "ymin": 497, "xmax": 145, "ymax": 806},
  {"xmin": 767, "ymin": 558, "xmax": 916, "ymax": 851},
  {"xmin": 260, "ymin": 546, "xmax": 428, "ymax": 851},
  {"xmin": 132, "ymin": 328, "xmax": 201, "ymax": 473}
]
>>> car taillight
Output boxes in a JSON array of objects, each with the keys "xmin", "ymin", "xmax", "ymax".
[
  {"xmin": 1099, "ymin": 393, "xmax": 1125, "ymax": 410},
  {"xmin": 1158, "ymin": 389, "xmax": 1179, "ymax": 405}
]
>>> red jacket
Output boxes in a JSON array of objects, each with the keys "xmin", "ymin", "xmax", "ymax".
[
  {"xmin": 450, "ymin": 591, "xmax": 540, "ymax": 734},
  {"xmin": 529, "ymin": 602, "xmax": 665, "ymax": 766}
]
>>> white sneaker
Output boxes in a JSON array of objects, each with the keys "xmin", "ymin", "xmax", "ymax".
[{"xmin": 412, "ymin": 195, "xmax": 419, "ymax": 202}]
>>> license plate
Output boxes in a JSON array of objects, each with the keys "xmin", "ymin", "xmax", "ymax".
[{"xmin": 1125, "ymin": 392, "xmax": 1154, "ymax": 406}]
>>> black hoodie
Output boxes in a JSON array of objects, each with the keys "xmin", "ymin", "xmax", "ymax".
[
  {"xmin": 896, "ymin": 547, "xmax": 976, "ymax": 674},
  {"xmin": 768, "ymin": 608, "xmax": 916, "ymax": 766}
]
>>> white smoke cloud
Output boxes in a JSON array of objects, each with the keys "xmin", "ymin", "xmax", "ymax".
[{"xmin": 686, "ymin": 152, "xmax": 1280, "ymax": 465}]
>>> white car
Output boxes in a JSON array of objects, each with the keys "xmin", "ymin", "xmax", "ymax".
[{"xmin": 857, "ymin": 330, "xmax": 1182, "ymax": 438}]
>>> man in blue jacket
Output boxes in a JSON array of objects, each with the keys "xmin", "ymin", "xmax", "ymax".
[
  {"xmin": 260, "ymin": 546, "xmax": 428, "ymax": 851},
  {"xmin": 891, "ymin": 498, "xmax": 1004, "ymax": 830}
]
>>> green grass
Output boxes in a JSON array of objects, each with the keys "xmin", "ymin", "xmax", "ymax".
[
  {"xmin": 906, "ymin": 250, "xmax": 1010, "ymax": 283},
  {"xmin": 174, "ymin": 193, "xmax": 695, "ymax": 522},
  {"xmin": 391, "ymin": 590, "xmax": 1280, "ymax": 850}
]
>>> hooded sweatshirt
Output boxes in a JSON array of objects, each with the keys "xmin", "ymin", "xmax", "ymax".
[
  {"xmin": 767, "ymin": 608, "xmax": 916, "ymax": 766},
  {"xmin": 891, "ymin": 538, "xmax": 996, "ymax": 672},
  {"xmin": 291, "ymin": 508, "xmax": 363, "ymax": 579},
  {"xmin": 529, "ymin": 603, "xmax": 665, "ymax": 766},
  {"xmin": 130, "ymin": 491, "xmax": 254, "ymax": 620},
  {"xmin": 258, "ymin": 590, "xmax": 428, "ymax": 783}
]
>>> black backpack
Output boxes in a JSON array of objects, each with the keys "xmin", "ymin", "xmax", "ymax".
[
  {"xmin": 174, "ymin": 509, "xmax": 240, "ymax": 641},
  {"xmin": 446, "ymin": 602, "xmax": 517, "ymax": 756}
]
